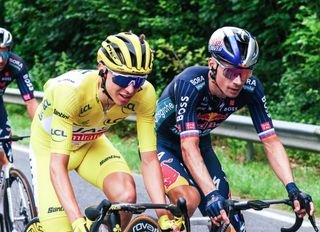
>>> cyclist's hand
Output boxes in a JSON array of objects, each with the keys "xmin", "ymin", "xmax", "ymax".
[
  {"xmin": 286, "ymin": 182, "xmax": 315, "ymax": 217},
  {"xmin": 72, "ymin": 217, "xmax": 91, "ymax": 232},
  {"xmin": 158, "ymin": 215, "xmax": 184, "ymax": 232},
  {"xmin": 205, "ymin": 190, "xmax": 230, "ymax": 227}
]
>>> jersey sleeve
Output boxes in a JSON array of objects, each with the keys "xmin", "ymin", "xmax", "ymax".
[
  {"xmin": 245, "ymin": 77, "xmax": 275, "ymax": 140},
  {"xmin": 14, "ymin": 58, "xmax": 35, "ymax": 101},
  {"xmin": 135, "ymin": 83, "xmax": 157, "ymax": 153},
  {"xmin": 174, "ymin": 79, "xmax": 202, "ymax": 140},
  {"xmin": 49, "ymin": 85, "xmax": 79, "ymax": 154}
]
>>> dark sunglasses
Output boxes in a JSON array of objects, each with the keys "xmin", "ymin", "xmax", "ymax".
[
  {"xmin": 214, "ymin": 58, "xmax": 253, "ymax": 80},
  {"xmin": 0, "ymin": 51, "xmax": 10, "ymax": 59},
  {"xmin": 110, "ymin": 70, "xmax": 147, "ymax": 89}
]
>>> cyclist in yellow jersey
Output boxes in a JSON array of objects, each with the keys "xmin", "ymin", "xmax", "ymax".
[{"xmin": 29, "ymin": 32, "xmax": 181, "ymax": 232}]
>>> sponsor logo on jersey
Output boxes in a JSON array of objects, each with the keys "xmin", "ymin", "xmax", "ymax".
[
  {"xmin": 176, "ymin": 96, "xmax": 189, "ymax": 122},
  {"xmin": 160, "ymin": 158, "xmax": 180, "ymax": 188},
  {"xmin": 155, "ymin": 98, "xmax": 175, "ymax": 123},
  {"xmin": 54, "ymin": 109, "xmax": 69, "ymax": 119},
  {"xmin": 22, "ymin": 94, "xmax": 31, "ymax": 101},
  {"xmin": 103, "ymin": 117, "xmax": 125, "ymax": 125},
  {"xmin": 185, "ymin": 122, "xmax": 196, "ymax": 130},
  {"xmin": 9, "ymin": 58, "xmax": 23, "ymax": 69},
  {"xmin": 243, "ymin": 78, "xmax": 257, "ymax": 92},
  {"xmin": 23, "ymin": 74, "xmax": 34, "ymax": 91},
  {"xmin": 1, "ymin": 76, "xmax": 12, "ymax": 81},
  {"xmin": 121, "ymin": 103, "xmax": 136, "ymax": 114},
  {"xmin": 51, "ymin": 129, "xmax": 67, "ymax": 143},
  {"xmin": 260, "ymin": 122, "xmax": 271, "ymax": 131},
  {"xmin": 47, "ymin": 206, "xmax": 64, "ymax": 214},
  {"xmin": 198, "ymin": 113, "xmax": 226, "ymax": 122},
  {"xmin": 72, "ymin": 131, "xmax": 106, "ymax": 141},
  {"xmin": 223, "ymin": 106, "xmax": 238, "ymax": 112},
  {"xmin": 261, "ymin": 96, "xmax": 271, "ymax": 118},
  {"xmin": 79, "ymin": 104, "xmax": 92, "ymax": 117},
  {"xmin": 190, "ymin": 75, "xmax": 205, "ymax": 89}
]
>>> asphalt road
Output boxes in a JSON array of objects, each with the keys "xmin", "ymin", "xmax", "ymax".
[{"xmin": 9, "ymin": 145, "xmax": 318, "ymax": 232}]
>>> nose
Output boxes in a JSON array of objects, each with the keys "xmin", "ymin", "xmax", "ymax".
[
  {"xmin": 233, "ymin": 74, "xmax": 243, "ymax": 85},
  {"xmin": 125, "ymin": 84, "xmax": 136, "ymax": 94}
]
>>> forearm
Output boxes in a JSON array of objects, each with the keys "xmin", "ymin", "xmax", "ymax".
[
  {"xmin": 50, "ymin": 154, "xmax": 82, "ymax": 223},
  {"xmin": 26, "ymin": 98, "xmax": 38, "ymax": 119},
  {"xmin": 263, "ymin": 135, "xmax": 294, "ymax": 186},
  {"xmin": 181, "ymin": 141, "xmax": 216, "ymax": 195},
  {"xmin": 141, "ymin": 151, "xmax": 168, "ymax": 217}
]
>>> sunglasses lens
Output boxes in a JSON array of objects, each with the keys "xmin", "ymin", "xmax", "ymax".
[
  {"xmin": 223, "ymin": 68, "xmax": 252, "ymax": 80},
  {"xmin": 113, "ymin": 75, "xmax": 146, "ymax": 89},
  {"xmin": 0, "ymin": 51, "xmax": 10, "ymax": 59}
]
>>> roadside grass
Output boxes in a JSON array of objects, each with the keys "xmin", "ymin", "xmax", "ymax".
[{"xmin": 7, "ymin": 104, "xmax": 320, "ymax": 217}]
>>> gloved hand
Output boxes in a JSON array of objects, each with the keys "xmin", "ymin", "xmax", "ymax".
[
  {"xmin": 72, "ymin": 217, "xmax": 91, "ymax": 232},
  {"xmin": 158, "ymin": 214, "xmax": 185, "ymax": 231},
  {"xmin": 205, "ymin": 190, "xmax": 226, "ymax": 217},
  {"xmin": 286, "ymin": 182, "xmax": 313, "ymax": 216}
]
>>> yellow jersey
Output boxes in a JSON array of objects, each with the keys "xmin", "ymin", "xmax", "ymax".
[{"xmin": 32, "ymin": 69, "xmax": 157, "ymax": 154}]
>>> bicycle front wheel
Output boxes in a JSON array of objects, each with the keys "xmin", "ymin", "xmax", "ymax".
[{"xmin": 3, "ymin": 168, "xmax": 37, "ymax": 232}]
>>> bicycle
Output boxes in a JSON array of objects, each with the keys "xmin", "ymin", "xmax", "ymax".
[
  {"xmin": 24, "ymin": 197, "xmax": 190, "ymax": 232},
  {"xmin": 192, "ymin": 197, "xmax": 318, "ymax": 232},
  {"xmin": 0, "ymin": 135, "xmax": 37, "ymax": 232}
]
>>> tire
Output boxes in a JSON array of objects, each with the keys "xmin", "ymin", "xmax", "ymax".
[{"xmin": 3, "ymin": 168, "xmax": 37, "ymax": 232}]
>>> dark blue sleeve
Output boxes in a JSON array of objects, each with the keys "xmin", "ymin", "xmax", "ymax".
[
  {"xmin": 13, "ymin": 57, "xmax": 35, "ymax": 101},
  {"xmin": 174, "ymin": 79, "xmax": 202, "ymax": 139},
  {"xmin": 245, "ymin": 77, "xmax": 275, "ymax": 140}
]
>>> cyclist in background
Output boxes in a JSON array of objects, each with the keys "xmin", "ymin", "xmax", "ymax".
[
  {"xmin": 155, "ymin": 26, "xmax": 315, "ymax": 230},
  {"xmin": 29, "ymin": 32, "xmax": 181, "ymax": 232},
  {"xmin": 0, "ymin": 27, "xmax": 38, "ymax": 175}
]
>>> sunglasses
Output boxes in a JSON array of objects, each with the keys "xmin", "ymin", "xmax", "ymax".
[
  {"xmin": 214, "ymin": 58, "xmax": 253, "ymax": 80},
  {"xmin": 109, "ymin": 70, "xmax": 147, "ymax": 89},
  {"xmin": 0, "ymin": 51, "xmax": 10, "ymax": 59}
]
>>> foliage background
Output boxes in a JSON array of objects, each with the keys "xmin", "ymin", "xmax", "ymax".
[{"xmin": 1, "ymin": 0, "xmax": 319, "ymax": 124}]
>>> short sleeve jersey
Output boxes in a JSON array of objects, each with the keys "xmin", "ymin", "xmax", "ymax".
[
  {"xmin": 155, "ymin": 66, "xmax": 275, "ymax": 142},
  {"xmin": 32, "ymin": 69, "xmax": 157, "ymax": 154}
]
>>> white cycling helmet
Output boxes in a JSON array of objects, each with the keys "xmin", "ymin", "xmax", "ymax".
[
  {"xmin": 0, "ymin": 27, "xmax": 13, "ymax": 48},
  {"xmin": 208, "ymin": 26, "xmax": 259, "ymax": 69}
]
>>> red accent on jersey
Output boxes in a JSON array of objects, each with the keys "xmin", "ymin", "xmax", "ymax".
[{"xmin": 260, "ymin": 122, "xmax": 271, "ymax": 131}]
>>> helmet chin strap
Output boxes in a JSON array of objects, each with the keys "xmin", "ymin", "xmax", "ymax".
[
  {"xmin": 209, "ymin": 65, "xmax": 225, "ymax": 98},
  {"xmin": 99, "ymin": 69, "xmax": 115, "ymax": 102}
]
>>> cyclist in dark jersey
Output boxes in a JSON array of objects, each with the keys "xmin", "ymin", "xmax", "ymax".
[
  {"xmin": 0, "ymin": 27, "xmax": 38, "ymax": 171},
  {"xmin": 155, "ymin": 26, "xmax": 314, "ymax": 230}
]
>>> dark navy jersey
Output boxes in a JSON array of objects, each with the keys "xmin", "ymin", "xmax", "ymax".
[
  {"xmin": 0, "ymin": 52, "xmax": 35, "ymax": 100},
  {"xmin": 0, "ymin": 52, "xmax": 35, "ymax": 138},
  {"xmin": 155, "ymin": 66, "xmax": 275, "ymax": 142}
]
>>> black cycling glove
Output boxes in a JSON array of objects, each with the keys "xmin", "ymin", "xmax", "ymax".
[
  {"xmin": 205, "ymin": 190, "xmax": 226, "ymax": 217},
  {"xmin": 286, "ymin": 182, "xmax": 313, "ymax": 209}
]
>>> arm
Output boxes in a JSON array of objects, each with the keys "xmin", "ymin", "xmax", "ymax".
[
  {"xmin": 50, "ymin": 153, "xmax": 82, "ymax": 223},
  {"xmin": 262, "ymin": 134, "xmax": 315, "ymax": 216},
  {"xmin": 140, "ymin": 150, "xmax": 168, "ymax": 218},
  {"xmin": 180, "ymin": 136, "xmax": 216, "ymax": 195},
  {"xmin": 25, "ymin": 98, "xmax": 38, "ymax": 119},
  {"xmin": 261, "ymin": 134, "xmax": 293, "ymax": 185}
]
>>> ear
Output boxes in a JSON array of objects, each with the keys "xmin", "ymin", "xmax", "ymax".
[
  {"xmin": 208, "ymin": 57, "xmax": 217, "ymax": 69},
  {"xmin": 98, "ymin": 62, "xmax": 108, "ymax": 78}
]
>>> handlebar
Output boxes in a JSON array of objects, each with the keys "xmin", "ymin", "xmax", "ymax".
[
  {"xmin": 221, "ymin": 199, "xmax": 318, "ymax": 232},
  {"xmin": 85, "ymin": 197, "xmax": 190, "ymax": 232},
  {"xmin": 0, "ymin": 135, "xmax": 30, "ymax": 143}
]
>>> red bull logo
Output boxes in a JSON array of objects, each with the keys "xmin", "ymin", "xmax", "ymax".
[
  {"xmin": 161, "ymin": 160, "xmax": 180, "ymax": 188},
  {"xmin": 198, "ymin": 113, "xmax": 226, "ymax": 122}
]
